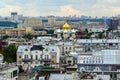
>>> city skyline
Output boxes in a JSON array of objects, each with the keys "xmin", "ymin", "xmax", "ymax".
[{"xmin": 0, "ymin": 0, "xmax": 120, "ymax": 17}]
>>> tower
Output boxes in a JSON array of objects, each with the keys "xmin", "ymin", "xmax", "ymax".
[
  {"xmin": 71, "ymin": 29, "xmax": 76, "ymax": 39},
  {"xmin": 63, "ymin": 23, "xmax": 70, "ymax": 40},
  {"xmin": 57, "ymin": 29, "xmax": 61, "ymax": 38},
  {"xmin": 11, "ymin": 12, "xmax": 18, "ymax": 22}
]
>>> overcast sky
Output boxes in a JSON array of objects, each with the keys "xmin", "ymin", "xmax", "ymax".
[{"xmin": 0, "ymin": 0, "xmax": 120, "ymax": 17}]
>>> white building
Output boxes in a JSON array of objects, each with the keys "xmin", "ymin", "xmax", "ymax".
[
  {"xmin": 17, "ymin": 44, "xmax": 60, "ymax": 70},
  {"xmin": 0, "ymin": 63, "xmax": 18, "ymax": 80},
  {"xmin": 93, "ymin": 49, "xmax": 120, "ymax": 64}
]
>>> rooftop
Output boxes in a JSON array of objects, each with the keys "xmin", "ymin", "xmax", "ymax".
[
  {"xmin": 0, "ymin": 63, "xmax": 17, "ymax": 72},
  {"xmin": 49, "ymin": 73, "xmax": 79, "ymax": 80}
]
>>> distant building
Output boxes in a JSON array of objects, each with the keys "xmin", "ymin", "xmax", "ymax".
[
  {"xmin": 11, "ymin": 12, "xmax": 18, "ymax": 22},
  {"xmin": 109, "ymin": 18, "xmax": 119, "ymax": 30},
  {"xmin": 48, "ymin": 16, "xmax": 56, "ymax": 25},
  {"xmin": 7, "ymin": 38, "xmax": 32, "ymax": 46},
  {"xmin": 47, "ymin": 16, "xmax": 64, "ymax": 28},
  {"xmin": 24, "ymin": 17, "xmax": 43, "ymax": 29},
  {"xmin": 0, "ymin": 21, "xmax": 18, "ymax": 28}
]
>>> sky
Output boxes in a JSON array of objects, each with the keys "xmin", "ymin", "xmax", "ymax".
[{"xmin": 0, "ymin": 0, "xmax": 120, "ymax": 17}]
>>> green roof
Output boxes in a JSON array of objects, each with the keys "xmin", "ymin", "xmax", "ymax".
[{"xmin": 32, "ymin": 65, "xmax": 55, "ymax": 72}]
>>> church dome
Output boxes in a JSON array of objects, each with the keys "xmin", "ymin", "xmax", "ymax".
[{"xmin": 63, "ymin": 23, "xmax": 70, "ymax": 30}]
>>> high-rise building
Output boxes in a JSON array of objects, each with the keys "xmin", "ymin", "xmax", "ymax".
[
  {"xmin": 11, "ymin": 12, "xmax": 18, "ymax": 22},
  {"xmin": 48, "ymin": 16, "xmax": 56, "ymax": 25},
  {"xmin": 109, "ymin": 18, "xmax": 119, "ymax": 30},
  {"xmin": 24, "ymin": 17, "xmax": 43, "ymax": 29}
]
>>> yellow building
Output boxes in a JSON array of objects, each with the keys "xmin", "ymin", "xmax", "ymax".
[
  {"xmin": 26, "ymin": 27, "xmax": 33, "ymax": 33},
  {"xmin": 5, "ymin": 28, "xmax": 26, "ymax": 35}
]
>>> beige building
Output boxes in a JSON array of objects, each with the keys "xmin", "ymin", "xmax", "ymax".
[
  {"xmin": 48, "ymin": 16, "xmax": 56, "ymax": 25},
  {"xmin": 0, "ymin": 27, "xmax": 34, "ymax": 36},
  {"xmin": 6, "ymin": 28, "xmax": 26, "ymax": 35},
  {"xmin": 24, "ymin": 17, "xmax": 43, "ymax": 29},
  {"xmin": 48, "ymin": 16, "xmax": 64, "ymax": 28},
  {"xmin": 0, "ymin": 28, "xmax": 26, "ymax": 36}
]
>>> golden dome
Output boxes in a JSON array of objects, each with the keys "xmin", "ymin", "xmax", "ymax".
[{"xmin": 63, "ymin": 23, "xmax": 70, "ymax": 30}]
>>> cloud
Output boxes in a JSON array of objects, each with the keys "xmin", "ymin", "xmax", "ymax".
[
  {"xmin": 50, "ymin": 5, "xmax": 83, "ymax": 16},
  {"xmin": 0, "ymin": 0, "xmax": 120, "ymax": 17},
  {"xmin": 97, "ymin": 0, "xmax": 117, "ymax": 3},
  {"xmin": 0, "ymin": 5, "xmax": 21, "ymax": 16}
]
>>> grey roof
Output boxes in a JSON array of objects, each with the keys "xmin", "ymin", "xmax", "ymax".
[
  {"xmin": 49, "ymin": 73, "xmax": 79, "ymax": 80},
  {"xmin": 17, "ymin": 45, "xmax": 59, "ymax": 54},
  {"xmin": 49, "ymin": 74, "xmax": 72, "ymax": 80},
  {"xmin": 17, "ymin": 45, "xmax": 29, "ymax": 53},
  {"xmin": 43, "ymin": 45, "xmax": 59, "ymax": 53},
  {"xmin": 30, "ymin": 45, "xmax": 44, "ymax": 51}
]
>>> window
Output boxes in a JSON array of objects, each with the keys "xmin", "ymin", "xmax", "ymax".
[
  {"xmin": 66, "ymin": 47, "xmax": 67, "ymax": 49},
  {"xmin": 45, "ymin": 49, "xmax": 48, "ymax": 51},
  {"xmin": 40, "ymin": 55, "xmax": 42, "ymax": 58},
  {"xmin": 52, "ymin": 49, "xmax": 54, "ymax": 51},
  {"xmin": 25, "ymin": 49, "xmax": 28, "ymax": 51},
  {"xmin": 36, "ymin": 55, "xmax": 38, "ymax": 60},
  {"xmin": 25, "ymin": 55, "xmax": 28, "ymax": 59},
  {"xmin": 31, "ymin": 55, "xmax": 33, "ymax": 59},
  {"xmin": 19, "ymin": 55, "xmax": 21, "ymax": 58},
  {"xmin": 69, "ymin": 47, "xmax": 71, "ymax": 50},
  {"xmin": 13, "ymin": 70, "xmax": 17, "ymax": 77},
  {"xmin": 45, "ymin": 55, "xmax": 49, "ymax": 59}
]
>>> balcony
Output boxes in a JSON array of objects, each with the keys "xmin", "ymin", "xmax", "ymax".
[
  {"xmin": 22, "ymin": 58, "xmax": 32, "ymax": 62},
  {"xmin": 39, "ymin": 58, "xmax": 51, "ymax": 62}
]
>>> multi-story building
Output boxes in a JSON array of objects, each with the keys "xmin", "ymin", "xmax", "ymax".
[
  {"xmin": 7, "ymin": 38, "xmax": 32, "ymax": 46},
  {"xmin": 48, "ymin": 16, "xmax": 56, "ymax": 26},
  {"xmin": 11, "ymin": 12, "xmax": 18, "ymax": 22},
  {"xmin": 24, "ymin": 17, "xmax": 43, "ymax": 29},
  {"xmin": 109, "ymin": 18, "xmax": 119, "ymax": 30},
  {"xmin": 0, "ymin": 21, "xmax": 18, "ymax": 28},
  {"xmin": 47, "ymin": 16, "xmax": 64, "ymax": 28},
  {"xmin": 0, "ymin": 63, "xmax": 18, "ymax": 80},
  {"xmin": 77, "ymin": 39, "xmax": 120, "ymax": 79},
  {"xmin": 17, "ymin": 44, "xmax": 60, "ymax": 71}
]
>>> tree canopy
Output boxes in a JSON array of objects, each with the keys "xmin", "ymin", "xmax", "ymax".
[
  {"xmin": 1, "ymin": 44, "xmax": 17, "ymax": 63},
  {"xmin": 23, "ymin": 34, "xmax": 33, "ymax": 40}
]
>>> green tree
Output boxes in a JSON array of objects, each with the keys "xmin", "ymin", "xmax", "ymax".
[
  {"xmin": 2, "ymin": 35, "xmax": 9, "ymax": 40},
  {"xmin": 23, "ymin": 34, "xmax": 33, "ymax": 40},
  {"xmin": 2, "ymin": 44, "xmax": 17, "ymax": 62},
  {"xmin": 107, "ymin": 27, "xmax": 112, "ymax": 31},
  {"xmin": 46, "ymin": 30, "xmax": 54, "ymax": 34}
]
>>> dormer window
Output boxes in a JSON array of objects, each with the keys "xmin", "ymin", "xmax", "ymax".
[
  {"xmin": 45, "ymin": 49, "xmax": 48, "ymax": 51},
  {"xmin": 52, "ymin": 49, "xmax": 54, "ymax": 51},
  {"xmin": 25, "ymin": 49, "xmax": 28, "ymax": 51}
]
